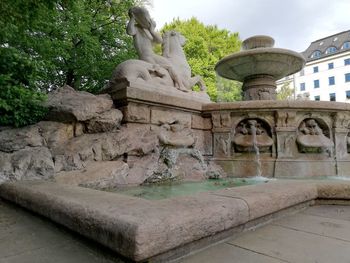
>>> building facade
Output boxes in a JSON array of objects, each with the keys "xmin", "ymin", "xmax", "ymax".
[{"xmin": 277, "ymin": 30, "xmax": 350, "ymax": 102}]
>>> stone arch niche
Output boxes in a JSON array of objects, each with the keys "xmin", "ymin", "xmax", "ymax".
[
  {"xmin": 347, "ymin": 128, "xmax": 350, "ymax": 154},
  {"xmin": 232, "ymin": 118, "xmax": 273, "ymax": 153},
  {"xmin": 296, "ymin": 118, "xmax": 334, "ymax": 154}
]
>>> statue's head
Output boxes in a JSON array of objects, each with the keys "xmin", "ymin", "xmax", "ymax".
[{"xmin": 129, "ymin": 7, "xmax": 154, "ymax": 29}]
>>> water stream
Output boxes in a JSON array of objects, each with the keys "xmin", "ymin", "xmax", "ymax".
[{"xmin": 251, "ymin": 124, "xmax": 262, "ymax": 177}]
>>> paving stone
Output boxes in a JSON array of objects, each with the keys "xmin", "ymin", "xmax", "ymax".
[
  {"xmin": 0, "ymin": 199, "xmax": 123, "ymax": 263},
  {"xmin": 228, "ymin": 224, "xmax": 350, "ymax": 263},
  {"xmin": 273, "ymin": 212, "xmax": 350, "ymax": 242},
  {"xmin": 303, "ymin": 205, "xmax": 350, "ymax": 221},
  {"xmin": 181, "ymin": 242, "xmax": 286, "ymax": 263}
]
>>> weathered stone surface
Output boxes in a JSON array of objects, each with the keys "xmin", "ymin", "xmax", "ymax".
[
  {"xmin": 158, "ymin": 123, "xmax": 195, "ymax": 148},
  {"xmin": 52, "ymin": 125, "xmax": 158, "ymax": 173},
  {"xmin": 85, "ymin": 109, "xmax": 123, "ymax": 133},
  {"xmin": 0, "ymin": 147, "xmax": 54, "ymax": 183},
  {"xmin": 52, "ymin": 131, "xmax": 130, "ymax": 172},
  {"xmin": 213, "ymin": 181, "xmax": 317, "ymax": 220},
  {"xmin": 151, "ymin": 108, "xmax": 191, "ymax": 127},
  {"xmin": 144, "ymin": 148, "xmax": 208, "ymax": 184},
  {"xmin": 0, "ymin": 181, "xmax": 249, "ymax": 261},
  {"xmin": 0, "ymin": 125, "xmax": 44, "ymax": 153},
  {"xmin": 45, "ymin": 85, "xmax": 114, "ymax": 122},
  {"xmin": 127, "ymin": 154, "xmax": 160, "ymax": 185},
  {"xmin": 122, "ymin": 103, "xmax": 150, "ymax": 123},
  {"xmin": 191, "ymin": 114, "xmax": 212, "ymax": 130},
  {"xmin": 55, "ymin": 161, "xmax": 129, "ymax": 189},
  {"xmin": 124, "ymin": 125, "xmax": 159, "ymax": 156},
  {"xmin": 193, "ymin": 130, "xmax": 213, "ymax": 156},
  {"xmin": 37, "ymin": 121, "xmax": 75, "ymax": 149},
  {"xmin": 316, "ymin": 181, "xmax": 350, "ymax": 200}
]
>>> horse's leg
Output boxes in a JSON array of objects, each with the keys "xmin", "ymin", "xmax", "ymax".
[{"xmin": 187, "ymin": 76, "xmax": 207, "ymax": 91}]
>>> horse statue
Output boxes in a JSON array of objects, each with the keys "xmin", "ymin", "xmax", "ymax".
[
  {"xmin": 108, "ymin": 7, "xmax": 206, "ymax": 92},
  {"xmin": 162, "ymin": 31, "xmax": 207, "ymax": 91}
]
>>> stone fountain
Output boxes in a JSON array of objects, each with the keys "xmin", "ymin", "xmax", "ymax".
[
  {"xmin": 216, "ymin": 35, "xmax": 305, "ymax": 100},
  {"xmin": 2, "ymin": 7, "xmax": 350, "ymax": 263},
  {"xmin": 204, "ymin": 35, "xmax": 350, "ymax": 178}
]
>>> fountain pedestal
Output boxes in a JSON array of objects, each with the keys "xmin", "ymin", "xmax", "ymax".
[
  {"xmin": 243, "ymin": 75, "xmax": 277, "ymax": 100},
  {"xmin": 215, "ymin": 35, "xmax": 305, "ymax": 101}
]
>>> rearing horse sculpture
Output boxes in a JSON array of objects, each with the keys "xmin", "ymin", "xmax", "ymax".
[{"xmin": 162, "ymin": 31, "xmax": 207, "ymax": 91}]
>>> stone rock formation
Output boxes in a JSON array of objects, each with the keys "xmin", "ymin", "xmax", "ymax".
[{"xmin": 0, "ymin": 85, "xmax": 218, "ymax": 187}]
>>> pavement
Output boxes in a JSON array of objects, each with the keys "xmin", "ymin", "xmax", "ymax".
[
  {"xmin": 1, "ymin": 198, "xmax": 350, "ymax": 263},
  {"xmin": 183, "ymin": 204, "xmax": 350, "ymax": 263}
]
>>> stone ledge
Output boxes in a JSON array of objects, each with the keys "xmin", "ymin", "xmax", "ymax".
[
  {"xmin": 0, "ymin": 180, "xmax": 350, "ymax": 262},
  {"xmin": 104, "ymin": 80, "xmax": 210, "ymax": 112}
]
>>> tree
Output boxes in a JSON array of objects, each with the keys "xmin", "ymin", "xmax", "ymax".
[
  {"xmin": 277, "ymin": 81, "xmax": 294, "ymax": 100},
  {"xmin": 0, "ymin": 0, "xmax": 139, "ymax": 126},
  {"xmin": 161, "ymin": 17, "xmax": 241, "ymax": 101}
]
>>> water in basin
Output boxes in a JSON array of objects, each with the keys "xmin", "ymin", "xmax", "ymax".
[{"xmin": 111, "ymin": 177, "xmax": 270, "ymax": 200}]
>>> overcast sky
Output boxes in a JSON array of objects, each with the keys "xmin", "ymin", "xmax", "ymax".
[{"xmin": 148, "ymin": 0, "xmax": 350, "ymax": 52}]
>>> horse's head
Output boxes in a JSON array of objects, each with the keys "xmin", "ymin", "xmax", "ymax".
[
  {"xmin": 162, "ymin": 30, "xmax": 187, "ymax": 58},
  {"xmin": 169, "ymin": 31, "xmax": 186, "ymax": 46}
]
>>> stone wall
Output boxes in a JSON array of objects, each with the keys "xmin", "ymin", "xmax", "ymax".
[{"xmin": 203, "ymin": 100, "xmax": 350, "ymax": 178}]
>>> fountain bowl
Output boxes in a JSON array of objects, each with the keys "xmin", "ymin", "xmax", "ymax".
[{"xmin": 215, "ymin": 47, "xmax": 305, "ymax": 82}]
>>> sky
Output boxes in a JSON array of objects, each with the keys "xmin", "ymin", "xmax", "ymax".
[{"xmin": 148, "ymin": 0, "xmax": 350, "ymax": 52}]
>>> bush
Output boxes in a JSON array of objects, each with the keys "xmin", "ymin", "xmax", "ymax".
[{"xmin": 0, "ymin": 47, "xmax": 47, "ymax": 127}]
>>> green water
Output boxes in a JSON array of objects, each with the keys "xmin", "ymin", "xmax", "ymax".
[{"xmin": 112, "ymin": 177, "xmax": 269, "ymax": 200}]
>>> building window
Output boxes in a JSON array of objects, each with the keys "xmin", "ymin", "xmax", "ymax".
[
  {"xmin": 314, "ymin": 95, "xmax": 320, "ymax": 101},
  {"xmin": 342, "ymin": 42, "xmax": 350, "ymax": 49},
  {"xmin": 300, "ymin": 83, "xmax": 305, "ymax": 91},
  {"xmin": 314, "ymin": 79, "xmax": 320, "ymax": 88},
  {"xmin": 346, "ymin": 90, "xmax": 350, "ymax": 100},
  {"xmin": 345, "ymin": 59, "xmax": 350, "ymax": 66},
  {"xmin": 329, "ymin": 76, "xmax": 335, "ymax": 85},
  {"xmin": 328, "ymin": 62, "xmax": 334, "ymax": 69},
  {"xmin": 313, "ymin": 66, "xmax": 319, "ymax": 73},
  {"xmin": 346, "ymin": 73, "xmax": 350, "ymax": 82},
  {"xmin": 329, "ymin": 93, "xmax": 336, "ymax": 101},
  {"xmin": 311, "ymin": 50, "xmax": 321, "ymax": 58},
  {"xmin": 326, "ymin": 46, "xmax": 337, "ymax": 54},
  {"xmin": 299, "ymin": 69, "xmax": 305, "ymax": 76}
]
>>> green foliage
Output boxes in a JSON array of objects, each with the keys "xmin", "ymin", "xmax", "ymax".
[
  {"xmin": 161, "ymin": 17, "xmax": 241, "ymax": 101},
  {"xmin": 216, "ymin": 77, "xmax": 242, "ymax": 102},
  {"xmin": 0, "ymin": 0, "xmax": 139, "ymax": 126},
  {"xmin": 0, "ymin": 47, "xmax": 48, "ymax": 127},
  {"xmin": 277, "ymin": 81, "xmax": 294, "ymax": 100},
  {"xmin": 1, "ymin": 0, "xmax": 137, "ymax": 93}
]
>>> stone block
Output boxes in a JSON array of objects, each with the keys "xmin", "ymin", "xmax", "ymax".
[
  {"xmin": 151, "ymin": 108, "xmax": 191, "ymax": 127},
  {"xmin": 0, "ymin": 181, "xmax": 249, "ymax": 261},
  {"xmin": 193, "ymin": 130, "xmax": 213, "ymax": 156},
  {"xmin": 122, "ymin": 103, "xmax": 150, "ymax": 123},
  {"xmin": 274, "ymin": 160, "xmax": 336, "ymax": 178},
  {"xmin": 45, "ymin": 85, "xmax": 114, "ymax": 122},
  {"xmin": 85, "ymin": 109, "xmax": 123, "ymax": 133},
  {"xmin": 213, "ymin": 181, "xmax": 317, "ymax": 220},
  {"xmin": 191, "ymin": 115, "xmax": 212, "ymax": 130},
  {"xmin": 55, "ymin": 161, "xmax": 129, "ymax": 188}
]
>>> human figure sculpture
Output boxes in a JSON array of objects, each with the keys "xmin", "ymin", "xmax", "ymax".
[
  {"xmin": 296, "ymin": 119, "xmax": 333, "ymax": 154},
  {"xmin": 127, "ymin": 7, "xmax": 187, "ymax": 91},
  {"xmin": 158, "ymin": 122, "xmax": 196, "ymax": 148},
  {"xmin": 233, "ymin": 119, "xmax": 273, "ymax": 152}
]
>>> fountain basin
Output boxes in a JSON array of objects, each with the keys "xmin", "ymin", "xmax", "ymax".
[
  {"xmin": 215, "ymin": 48, "xmax": 305, "ymax": 81},
  {"xmin": 1, "ymin": 180, "xmax": 350, "ymax": 262},
  {"xmin": 110, "ymin": 177, "xmax": 267, "ymax": 200},
  {"xmin": 215, "ymin": 35, "xmax": 305, "ymax": 100}
]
